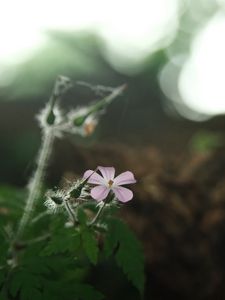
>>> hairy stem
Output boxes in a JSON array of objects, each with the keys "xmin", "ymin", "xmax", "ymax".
[
  {"xmin": 89, "ymin": 201, "xmax": 107, "ymax": 226},
  {"xmin": 88, "ymin": 84, "xmax": 127, "ymax": 116},
  {"xmin": 89, "ymin": 192, "xmax": 115, "ymax": 226},
  {"xmin": 64, "ymin": 200, "xmax": 77, "ymax": 225},
  {"xmin": 16, "ymin": 129, "xmax": 54, "ymax": 239},
  {"xmin": 31, "ymin": 211, "xmax": 49, "ymax": 224},
  {"xmin": 23, "ymin": 233, "xmax": 50, "ymax": 246}
]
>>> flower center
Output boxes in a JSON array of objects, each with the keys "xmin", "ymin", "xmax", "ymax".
[{"xmin": 108, "ymin": 179, "xmax": 114, "ymax": 188}]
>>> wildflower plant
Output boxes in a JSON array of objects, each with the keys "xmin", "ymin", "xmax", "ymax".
[{"xmin": 0, "ymin": 76, "xmax": 145, "ymax": 300}]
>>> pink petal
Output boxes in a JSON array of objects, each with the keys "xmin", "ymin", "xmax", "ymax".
[
  {"xmin": 98, "ymin": 166, "xmax": 115, "ymax": 181},
  {"xmin": 83, "ymin": 170, "xmax": 105, "ymax": 185},
  {"xmin": 114, "ymin": 171, "xmax": 136, "ymax": 185},
  {"xmin": 112, "ymin": 186, "xmax": 133, "ymax": 203},
  {"xmin": 91, "ymin": 185, "xmax": 110, "ymax": 201}
]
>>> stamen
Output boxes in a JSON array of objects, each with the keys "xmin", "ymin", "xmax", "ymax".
[{"xmin": 108, "ymin": 179, "xmax": 114, "ymax": 187}]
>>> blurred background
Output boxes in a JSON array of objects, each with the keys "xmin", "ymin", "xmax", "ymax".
[{"xmin": 1, "ymin": 0, "xmax": 225, "ymax": 299}]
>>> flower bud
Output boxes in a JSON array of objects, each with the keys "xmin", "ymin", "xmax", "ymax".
[
  {"xmin": 73, "ymin": 115, "xmax": 87, "ymax": 127},
  {"xmin": 50, "ymin": 196, "xmax": 64, "ymax": 205},
  {"xmin": 44, "ymin": 189, "xmax": 67, "ymax": 213},
  {"xmin": 46, "ymin": 109, "xmax": 56, "ymax": 125}
]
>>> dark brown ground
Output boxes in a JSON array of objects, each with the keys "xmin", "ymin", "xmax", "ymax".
[{"xmin": 65, "ymin": 143, "xmax": 225, "ymax": 300}]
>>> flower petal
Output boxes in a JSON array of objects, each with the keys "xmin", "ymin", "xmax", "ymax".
[
  {"xmin": 91, "ymin": 185, "xmax": 110, "ymax": 201},
  {"xmin": 112, "ymin": 186, "xmax": 133, "ymax": 203},
  {"xmin": 98, "ymin": 166, "xmax": 115, "ymax": 181},
  {"xmin": 114, "ymin": 171, "xmax": 136, "ymax": 185},
  {"xmin": 83, "ymin": 170, "xmax": 105, "ymax": 185}
]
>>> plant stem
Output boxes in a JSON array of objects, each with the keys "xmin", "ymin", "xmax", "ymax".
[
  {"xmin": 88, "ymin": 84, "xmax": 127, "ymax": 116},
  {"xmin": 31, "ymin": 211, "xmax": 49, "ymax": 224},
  {"xmin": 89, "ymin": 192, "xmax": 115, "ymax": 226},
  {"xmin": 64, "ymin": 200, "xmax": 77, "ymax": 225},
  {"xmin": 16, "ymin": 77, "xmax": 73, "ymax": 240},
  {"xmin": 89, "ymin": 202, "xmax": 107, "ymax": 226},
  {"xmin": 23, "ymin": 233, "xmax": 50, "ymax": 245},
  {"xmin": 16, "ymin": 129, "xmax": 54, "ymax": 239}
]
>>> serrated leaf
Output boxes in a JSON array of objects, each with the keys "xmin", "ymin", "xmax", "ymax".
[
  {"xmin": 42, "ymin": 280, "xmax": 104, "ymax": 300},
  {"xmin": 9, "ymin": 273, "xmax": 20, "ymax": 297},
  {"xmin": 0, "ymin": 288, "xmax": 8, "ymax": 300},
  {"xmin": 41, "ymin": 230, "xmax": 80, "ymax": 256},
  {"xmin": 0, "ymin": 269, "xmax": 6, "ymax": 286},
  {"xmin": 0, "ymin": 242, "xmax": 8, "ymax": 266},
  {"xmin": 9, "ymin": 259, "xmax": 51, "ymax": 300},
  {"xmin": 10, "ymin": 270, "xmax": 42, "ymax": 300},
  {"xmin": 77, "ymin": 208, "xmax": 87, "ymax": 226},
  {"xmin": 103, "ymin": 227, "xmax": 118, "ymax": 258},
  {"xmin": 105, "ymin": 218, "xmax": 145, "ymax": 294},
  {"xmin": 42, "ymin": 289, "xmax": 56, "ymax": 300},
  {"xmin": 81, "ymin": 228, "xmax": 98, "ymax": 265},
  {"xmin": 74, "ymin": 283, "xmax": 104, "ymax": 300},
  {"xmin": 20, "ymin": 283, "xmax": 42, "ymax": 300},
  {"xmin": 23, "ymin": 258, "xmax": 50, "ymax": 275}
]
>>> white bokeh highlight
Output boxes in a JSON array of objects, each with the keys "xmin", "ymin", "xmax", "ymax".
[
  {"xmin": 0, "ymin": 0, "xmax": 179, "ymax": 72},
  {"xmin": 179, "ymin": 13, "xmax": 225, "ymax": 116}
]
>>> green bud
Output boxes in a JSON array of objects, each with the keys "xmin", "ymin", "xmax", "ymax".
[
  {"xmin": 46, "ymin": 109, "xmax": 56, "ymax": 125},
  {"xmin": 69, "ymin": 174, "xmax": 93, "ymax": 198},
  {"xmin": 50, "ymin": 196, "xmax": 63, "ymax": 205},
  {"xmin": 73, "ymin": 115, "xmax": 87, "ymax": 127},
  {"xmin": 89, "ymin": 99, "xmax": 106, "ymax": 114},
  {"xmin": 70, "ymin": 186, "xmax": 83, "ymax": 198}
]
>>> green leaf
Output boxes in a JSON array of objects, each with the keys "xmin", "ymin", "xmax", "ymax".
[
  {"xmin": 23, "ymin": 258, "xmax": 50, "ymax": 275},
  {"xmin": 42, "ymin": 281, "xmax": 104, "ymax": 300},
  {"xmin": 41, "ymin": 230, "xmax": 81, "ymax": 256},
  {"xmin": 104, "ymin": 218, "xmax": 145, "ymax": 294},
  {"xmin": 21, "ymin": 284, "xmax": 42, "ymax": 300},
  {"xmin": 73, "ymin": 283, "xmax": 104, "ymax": 300},
  {"xmin": 0, "ymin": 237, "xmax": 8, "ymax": 266},
  {"xmin": 77, "ymin": 208, "xmax": 87, "ymax": 226},
  {"xmin": 81, "ymin": 228, "xmax": 98, "ymax": 265},
  {"xmin": 104, "ymin": 226, "xmax": 118, "ymax": 258},
  {"xmin": 0, "ymin": 268, "xmax": 6, "ymax": 286},
  {"xmin": 0, "ymin": 186, "xmax": 25, "ymax": 207},
  {"xmin": 9, "ymin": 257, "xmax": 52, "ymax": 300},
  {"xmin": 0, "ymin": 288, "xmax": 8, "ymax": 300},
  {"xmin": 0, "ymin": 185, "xmax": 26, "ymax": 223},
  {"xmin": 10, "ymin": 269, "xmax": 42, "ymax": 300}
]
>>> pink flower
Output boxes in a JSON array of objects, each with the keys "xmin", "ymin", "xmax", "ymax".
[{"xmin": 83, "ymin": 166, "xmax": 136, "ymax": 203}]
